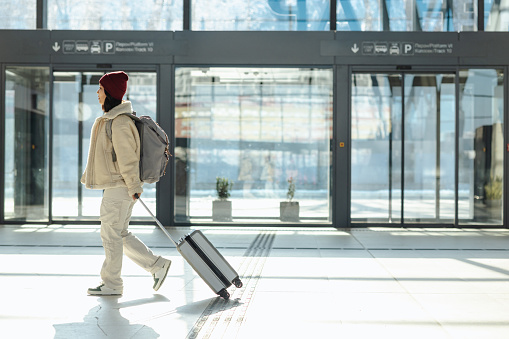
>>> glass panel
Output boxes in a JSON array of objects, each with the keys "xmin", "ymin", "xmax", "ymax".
[
  {"xmin": 192, "ymin": 0, "xmax": 330, "ymax": 30},
  {"xmin": 47, "ymin": 0, "xmax": 183, "ymax": 30},
  {"xmin": 0, "ymin": 0, "xmax": 36, "ymax": 29},
  {"xmin": 337, "ymin": 0, "xmax": 382, "ymax": 31},
  {"xmin": 52, "ymin": 71, "xmax": 157, "ymax": 220},
  {"xmin": 485, "ymin": 0, "xmax": 509, "ymax": 31},
  {"xmin": 459, "ymin": 69, "xmax": 504, "ymax": 225},
  {"xmin": 5, "ymin": 67, "xmax": 50, "ymax": 221},
  {"xmin": 416, "ymin": 0, "xmax": 476, "ymax": 31},
  {"xmin": 386, "ymin": 0, "xmax": 414, "ymax": 31},
  {"xmin": 404, "ymin": 74, "xmax": 455, "ymax": 222},
  {"xmin": 340, "ymin": 0, "xmax": 477, "ymax": 31},
  {"xmin": 175, "ymin": 67, "xmax": 333, "ymax": 223},
  {"xmin": 351, "ymin": 74, "xmax": 402, "ymax": 222},
  {"xmin": 352, "ymin": 72, "xmax": 455, "ymax": 224}
]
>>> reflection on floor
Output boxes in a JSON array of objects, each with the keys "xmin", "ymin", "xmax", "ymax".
[{"xmin": 1, "ymin": 225, "xmax": 509, "ymax": 339}]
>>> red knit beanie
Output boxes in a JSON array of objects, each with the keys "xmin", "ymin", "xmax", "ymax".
[{"xmin": 99, "ymin": 71, "xmax": 128, "ymax": 100}]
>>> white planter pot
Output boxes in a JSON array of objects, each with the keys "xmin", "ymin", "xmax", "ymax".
[
  {"xmin": 280, "ymin": 201, "xmax": 299, "ymax": 222},
  {"xmin": 485, "ymin": 199, "xmax": 502, "ymax": 208},
  {"xmin": 212, "ymin": 200, "xmax": 232, "ymax": 222}
]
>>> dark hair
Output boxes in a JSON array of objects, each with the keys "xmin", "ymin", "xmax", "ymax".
[{"xmin": 103, "ymin": 89, "xmax": 122, "ymax": 112}]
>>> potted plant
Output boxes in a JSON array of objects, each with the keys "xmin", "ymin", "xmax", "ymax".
[
  {"xmin": 280, "ymin": 177, "xmax": 299, "ymax": 222},
  {"xmin": 484, "ymin": 176, "xmax": 503, "ymax": 208},
  {"xmin": 213, "ymin": 177, "xmax": 233, "ymax": 221}
]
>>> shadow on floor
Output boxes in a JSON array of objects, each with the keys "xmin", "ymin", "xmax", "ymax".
[{"xmin": 53, "ymin": 294, "xmax": 169, "ymax": 339}]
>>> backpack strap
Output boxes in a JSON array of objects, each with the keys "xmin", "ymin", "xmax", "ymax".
[
  {"xmin": 105, "ymin": 111, "xmax": 138, "ymax": 163},
  {"xmin": 105, "ymin": 119, "xmax": 117, "ymax": 162}
]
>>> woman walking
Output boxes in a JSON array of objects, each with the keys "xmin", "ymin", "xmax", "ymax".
[{"xmin": 81, "ymin": 71, "xmax": 171, "ymax": 296}]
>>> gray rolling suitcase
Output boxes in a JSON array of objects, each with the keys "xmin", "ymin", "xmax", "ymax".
[{"xmin": 136, "ymin": 196, "xmax": 243, "ymax": 299}]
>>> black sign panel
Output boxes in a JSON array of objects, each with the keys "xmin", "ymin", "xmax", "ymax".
[
  {"xmin": 50, "ymin": 31, "xmax": 187, "ymax": 63},
  {"xmin": 0, "ymin": 30, "xmax": 51, "ymax": 63},
  {"xmin": 321, "ymin": 32, "xmax": 461, "ymax": 64},
  {"xmin": 0, "ymin": 30, "xmax": 508, "ymax": 66}
]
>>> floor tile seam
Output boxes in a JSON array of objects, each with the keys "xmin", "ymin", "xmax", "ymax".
[
  {"xmin": 371, "ymin": 256, "xmax": 509, "ymax": 283},
  {"xmin": 364, "ymin": 248, "xmax": 452, "ymax": 334},
  {"xmin": 0, "ymin": 244, "xmax": 248, "ymax": 250},
  {"xmin": 319, "ymin": 319, "xmax": 509, "ymax": 327},
  {"xmin": 0, "ymin": 272, "xmax": 200, "ymax": 279},
  {"xmin": 348, "ymin": 231, "xmax": 450, "ymax": 332},
  {"xmin": 2, "ymin": 243, "xmax": 509, "ymax": 252},
  {"xmin": 249, "ymin": 275, "xmax": 509, "ymax": 282},
  {"xmin": 0, "ymin": 244, "xmax": 105, "ymax": 248},
  {"xmin": 454, "ymin": 257, "xmax": 509, "ymax": 279}
]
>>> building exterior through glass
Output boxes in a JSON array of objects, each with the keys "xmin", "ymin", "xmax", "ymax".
[
  {"xmin": 174, "ymin": 68, "xmax": 333, "ymax": 222},
  {"xmin": 0, "ymin": 1, "xmax": 507, "ymax": 227},
  {"xmin": 2, "ymin": 0, "xmax": 509, "ymax": 32}
]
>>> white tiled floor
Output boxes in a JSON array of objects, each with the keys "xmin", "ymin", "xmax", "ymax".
[{"xmin": 1, "ymin": 225, "xmax": 509, "ymax": 339}]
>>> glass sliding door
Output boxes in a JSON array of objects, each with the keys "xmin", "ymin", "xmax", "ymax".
[
  {"xmin": 351, "ymin": 73, "xmax": 402, "ymax": 222},
  {"xmin": 175, "ymin": 67, "xmax": 333, "ymax": 223},
  {"xmin": 459, "ymin": 69, "xmax": 504, "ymax": 225},
  {"xmin": 351, "ymin": 71, "xmax": 456, "ymax": 224},
  {"xmin": 52, "ymin": 71, "xmax": 157, "ymax": 221},
  {"xmin": 403, "ymin": 74, "xmax": 456, "ymax": 222},
  {"xmin": 4, "ymin": 67, "xmax": 50, "ymax": 221}
]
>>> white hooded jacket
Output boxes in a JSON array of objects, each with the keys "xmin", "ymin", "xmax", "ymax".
[{"xmin": 81, "ymin": 101, "xmax": 143, "ymax": 196}]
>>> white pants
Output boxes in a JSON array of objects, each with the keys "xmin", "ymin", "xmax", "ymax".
[{"xmin": 99, "ymin": 187, "xmax": 167, "ymax": 290}]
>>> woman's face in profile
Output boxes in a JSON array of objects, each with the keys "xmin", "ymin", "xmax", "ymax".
[{"xmin": 97, "ymin": 84, "xmax": 106, "ymax": 106}]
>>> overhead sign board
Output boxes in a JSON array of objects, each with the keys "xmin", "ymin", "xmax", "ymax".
[
  {"xmin": 49, "ymin": 31, "xmax": 187, "ymax": 63},
  {"xmin": 321, "ymin": 32, "xmax": 459, "ymax": 59},
  {"xmin": 53, "ymin": 40, "xmax": 156, "ymax": 55},
  {"xmin": 350, "ymin": 41, "xmax": 454, "ymax": 56}
]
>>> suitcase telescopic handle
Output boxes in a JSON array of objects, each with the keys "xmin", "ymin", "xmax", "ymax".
[{"xmin": 134, "ymin": 194, "xmax": 178, "ymax": 247}]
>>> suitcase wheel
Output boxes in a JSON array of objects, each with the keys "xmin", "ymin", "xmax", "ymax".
[
  {"xmin": 219, "ymin": 289, "xmax": 230, "ymax": 300},
  {"xmin": 233, "ymin": 278, "xmax": 243, "ymax": 288}
]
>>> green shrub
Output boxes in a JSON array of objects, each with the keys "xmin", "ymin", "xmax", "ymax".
[
  {"xmin": 485, "ymin": 176, "xmax": 503, "ymax": 200},
  {"xmin": 287, "ymin": 177, "xmax": 296, "ymax": 202},
  {"xmin": 216, "ymin": 177, "xmax": 233, "ymax": 200}
]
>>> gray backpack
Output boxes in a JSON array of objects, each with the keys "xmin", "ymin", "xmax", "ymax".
[{"xmin": 106, "ymin": 112, "xmax": 170, "ymax": 184}]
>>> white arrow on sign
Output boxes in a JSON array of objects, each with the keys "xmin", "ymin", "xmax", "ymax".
[
  {"xmin": 351, "ymin": 43, "xmax": 359, "ymax": 53},
  {"xmin": 52, "ymin": 42, "xmax": 61, "ymax": 52}
]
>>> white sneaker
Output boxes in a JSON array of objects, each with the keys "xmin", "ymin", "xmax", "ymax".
[
  {"xmin": 87, "ymin": 283, "xmax": 123, "ymax": 296},
  {"xmin": 153, "ymin": 260, "xmax": 171, "ymax": 291}
]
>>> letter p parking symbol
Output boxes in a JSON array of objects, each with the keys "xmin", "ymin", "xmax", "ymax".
[
  {"xmin": 402, "ymin": 43, "xmax": 414, "ymax": 55},
  {"xmin": 103, "ymin": 41, "xmax": 115, "ymax": 54}
]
